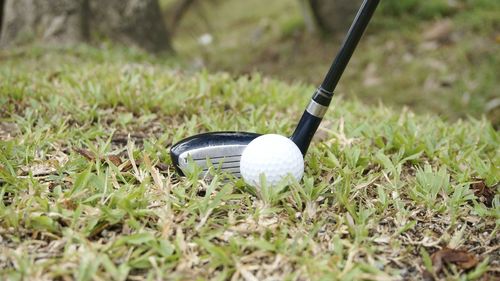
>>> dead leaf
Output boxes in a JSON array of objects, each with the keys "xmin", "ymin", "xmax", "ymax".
[
  {"xmin": 61, "ymin": 198, "xmax": 77, "ymax": 210},
  {"xmin": 421, "ymin": 269, "xmax": 434, "ymax": 281},
  {"xmin": 155, "ymin": 162, "xmax": 169, "ymax": 172},
  {"xmin": 111, "ymin": 132, "xmax": 148, "ymax": 144},
  {"xmin": 120, "ymin": 160, "xmax": 134, "ymax": 172},
  {"xmin": 363, "ymin": 62, "xmax": 381, "ymax": 86},
  {"xmin": 47, "ymin": 71, "xmax": 62, "ymax": 82},
  {"xmin": 74, "ymin": 148, "xmax": 123, "ymax": 167},
  {"xmin": 431, "ymin": 247, "xmax": 478, "ymax": 274},
  {"xmin": 74, "ymin": 148, "xmax": 95, "ymax": 161},
  {"xmin": 423, "ymin": 19, "xmax": 454, "ymax": 43},
  {"xmin": 107, "ymin": 155, "xmax": 123, "ymax": 166},
  {"xmin": 0, "ymin": 122, "xmax": 20, "ymax": 139},
  {"xmin": 471, "ymin": 179, "xmax": 495, "ymax": 207},
  {"xmin": 484, "ymin": 98, "xmax": 500, "ymax": 112}
]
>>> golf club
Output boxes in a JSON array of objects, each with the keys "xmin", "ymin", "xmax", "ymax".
[{"xmin": 171, "ymin": 0, "xmax": 379, "ymax": 178}]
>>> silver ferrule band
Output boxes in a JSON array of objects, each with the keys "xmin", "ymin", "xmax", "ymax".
[{"xmin": 306, "ymin": 100, "xmax": 329, "ymax": 118}]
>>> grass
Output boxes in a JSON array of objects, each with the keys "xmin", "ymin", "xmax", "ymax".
[
  {"xmin": 0, "ymin": 46, "xmax": 499, "ymax": 280},
  {"xmin": 171, "ymin": 0, "xmax": 500, "ymax": 124}
]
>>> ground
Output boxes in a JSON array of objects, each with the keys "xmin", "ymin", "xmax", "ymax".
[{"xmin": 0, "ymin": 46, "xmax": 498, "ymax": 280}]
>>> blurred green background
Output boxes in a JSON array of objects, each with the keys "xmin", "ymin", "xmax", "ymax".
[
  {"xmin": 161, "ymin": 0, "xmax": 499, "ymax": 124},
  {"xmin": 2, "ymin": 0, "xmax": 499, "ymax": 124}
]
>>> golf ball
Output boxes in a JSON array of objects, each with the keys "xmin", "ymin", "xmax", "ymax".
[{"xmin": 240, "ymin": 134, "xmax": 304, "ymax": 187}]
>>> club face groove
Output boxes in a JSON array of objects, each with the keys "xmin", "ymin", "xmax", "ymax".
[
  {"xmin": 180, "ymin": 147, "xmax": 243, "ymax": 176},
  {"xmin": 170, "ymin": 132, "xmax": 261, "ymax": 176}
]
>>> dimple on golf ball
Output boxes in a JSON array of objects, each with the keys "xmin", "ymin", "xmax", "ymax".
[{"xmin": 240, "ymin": 134, "xmax": 304, "ymax": 188}]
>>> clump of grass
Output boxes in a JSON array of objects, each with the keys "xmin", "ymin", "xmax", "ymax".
[{"xmin": 0, "ymin": 47, "xmax": 499, "ymax": 280}]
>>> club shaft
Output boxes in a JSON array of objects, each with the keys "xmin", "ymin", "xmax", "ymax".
[
  {"xmin": 321, "ymin": 0, "xmax": 380, "ymax": 92},
  {"xmin": 291, "ymin": 0, "xmax": 379, "ymax": 155}
]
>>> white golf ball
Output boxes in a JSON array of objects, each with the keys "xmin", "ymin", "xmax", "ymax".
[{"xmin": 240, "ymin": 134, "xmax": 304, "ymax": 188}]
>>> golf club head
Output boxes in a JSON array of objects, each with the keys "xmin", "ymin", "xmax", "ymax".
[{"xmin": 170, "ymin": 132, "xmax": 261, "ymax": 178}]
